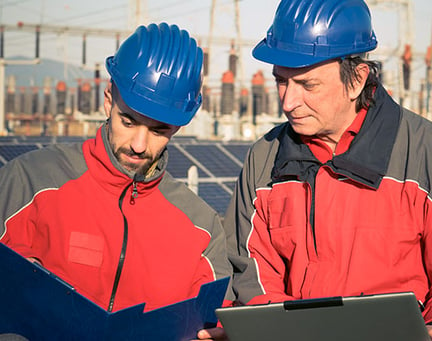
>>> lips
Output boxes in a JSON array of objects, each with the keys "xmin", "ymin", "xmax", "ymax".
[
  {"xmin": 289, "ymin": 115, "xmax": 308, "ymax": 122},
  {"xmin": 123, "ymin": 154, "xmax": 146, "ymax": 164},
  {"xmin": 286, "ymin": 111, "xmax": 307, "ymax": 121}
]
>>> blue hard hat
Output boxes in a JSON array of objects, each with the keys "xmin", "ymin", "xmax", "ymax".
[
  {"xmin": 106, "ymin": 23, "xmax": 203, "ymax": 126},
  {"xmin": 253, "ymin": 0, "xmax": 378, "ymax": 68}
]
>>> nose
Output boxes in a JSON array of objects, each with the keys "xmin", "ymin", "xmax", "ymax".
[
  {"xmin": 130, "ymin": 126, "xmax": 148, "ymax": 155},
  {"xmin": 280, "ymin": 82, "xmax": 301, "ymax": 113}
]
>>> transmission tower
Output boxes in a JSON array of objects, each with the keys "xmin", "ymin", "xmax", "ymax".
[
  {"xmin": 207, "ymin": 0, "xmax": 244, "ymax": 88},
  {"xmin": 0, "ymin": 26, "xmax": 40, "ymax": 134},
  {"xmin": 129, "ymin": 0, "xmax": 149, "ymax": 31}
]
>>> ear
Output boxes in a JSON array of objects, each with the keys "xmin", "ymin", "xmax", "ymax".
[
  {"xmin": 349, "ymin": 63, "xmax": 370, "ymax": 101},
  {"xmin": 104, "ymin": 82, "xmax": 113, "ymax": 119}
]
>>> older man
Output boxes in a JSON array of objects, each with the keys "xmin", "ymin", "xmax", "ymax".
[{"xmin": 224, "ymin": 0, "xmax": 432, "ymax": 336}]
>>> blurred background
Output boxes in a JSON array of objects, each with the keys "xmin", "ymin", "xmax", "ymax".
[{"xmin": 0, "ymin": 0, "xmax": 430, "ymax": 140}]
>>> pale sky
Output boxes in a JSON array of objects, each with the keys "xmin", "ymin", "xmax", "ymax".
[{"xmin": 1, "ymin": 0, "xmax": 431, "ymax": 97}]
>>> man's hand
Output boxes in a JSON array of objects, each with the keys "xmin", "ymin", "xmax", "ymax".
[
  {"xmin": 192, "ymin": 327, "xmax": 228, "ymax": 341},
  {"xmin": 426, "ymin": 325, "xmax": 432, "ymax": 339},
  {"xmin": 27, "ymin": 257, "xmax": 42, "ymax": 265}
]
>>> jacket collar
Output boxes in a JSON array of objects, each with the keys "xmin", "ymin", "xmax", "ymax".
[{"xmin": 272, "ymin": 84, "xmax": 402, "ymax": 189}]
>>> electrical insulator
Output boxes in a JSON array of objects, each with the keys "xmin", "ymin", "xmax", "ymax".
[
  {"xmin": 229, "ymin": 41, "xmax": 237, "ymax": 77},
  {"xmin": 202, "ymin": 85, "xmax": 211, "ymax": 112},
  {"xmin": 35, "ymin": 26, "xmax": 40, "ymax": 59},
  {"xmin": 252, "ymin": 71, "xmax": 265, "ymax": 125},
  {"xmin": 239, "ymin": 88, "xmax": 248, "ymax": 117},
  {"xmin": 221, "ymin": 70, "xmax": 235, "ymax": 116},
  {"xmin": 203, "ymin": 47, "xmax": 209, "ymax": 77},
  {"xmin": 56, "ymin": 81, "xmax": 67, "ymax": 115},
  {"xmin": 402, "ymin": 44, "xmax": 412, "ymax": 91},
  {"xmin": 80, "ymin": 82, "xmax": 92, "ymax": 115},
  {"xmin": 31, "ymin": 87, "xmax": 39, "ymax": 115}
]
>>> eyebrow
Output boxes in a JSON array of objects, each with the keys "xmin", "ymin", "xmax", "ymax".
[
  {"xmin": 119, "ymin": 112, "xmax": 172, "ymax": 130},
  {"xmin": 151, "ymin": 123, "xmax": 172, "ymax": 130},
  {"xmin": 272, "ymin": 70, "xmax": 317, "ymax": 85},
  {"xmin": 119, "ymin": 112, "xmax": 137, "ymax": 122}
]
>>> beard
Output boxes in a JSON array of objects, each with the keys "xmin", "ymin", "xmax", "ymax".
[{"xmin": 113, "ymin": 146, "xmax": 154, "ymax": 175}]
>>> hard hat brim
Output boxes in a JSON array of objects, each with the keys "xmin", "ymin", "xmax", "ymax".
[{"xmin": 252, "ymin": 38, "xmax": 331, "ymax": 68}]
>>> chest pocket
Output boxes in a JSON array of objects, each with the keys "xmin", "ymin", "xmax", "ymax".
[
  {"xmin": 268, "ymin": 196, "xmax": 307, "ymax": 261},
  {"xmin": 68, "ymin": 231, "xmax": 104, "ymax": 267}
]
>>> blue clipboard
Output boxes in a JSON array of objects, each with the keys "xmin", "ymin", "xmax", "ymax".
[{"xmin": 0, "ymin": 243, "xmax": 229, "ymax": 340}]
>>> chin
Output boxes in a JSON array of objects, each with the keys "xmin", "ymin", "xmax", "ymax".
[
  {"xmin": 121, "ymin": 162, "xmax": 143, "ymax": 173},
  {"xmin": 291, "ymin": 126, "xmax": 316, "ymax": 136}
]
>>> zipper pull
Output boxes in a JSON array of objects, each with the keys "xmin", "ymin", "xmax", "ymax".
[
  {"xmin": 130, "ymin": 173, "xmax": 144, "ymax": 205},
  {"xmin": 130, "ymin": 181, "xmax": 138, "ymax": 205}
]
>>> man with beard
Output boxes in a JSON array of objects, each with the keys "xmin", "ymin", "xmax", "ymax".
[{"xmin": 0, "ymin": 23, "xmax": 233, "ymax": 340}]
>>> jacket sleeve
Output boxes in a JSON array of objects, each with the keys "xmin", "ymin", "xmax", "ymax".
[
  {"xmin": 0, "ymin": 157, "xmax": 41, "ymax": 259},
  {"xmin": 0, "ymin": 144, "xmax": 85, "ymax": 260},
  {"xmin": 224, "ymin": 144, "xmax": 295, "ymax": 305},
  {"xmin": 421, "ymin": 197, "xmax": 432, "ymax": 324},
  {"xmin": 159, "ymin": 172, "xmax": 235, "ymax": 304},
  {"xmin": 192, "ymin": 209, "xmax": 236, "ymax": 305}
]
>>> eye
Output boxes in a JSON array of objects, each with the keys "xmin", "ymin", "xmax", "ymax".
[
  {"xmin": 151, "ymin": 128, "xmax": 162, "ymax": 135},
  {"xmin": 151, "ymin": 128, "xmax": 170, "ymax": 136},
  {"xmin": 121, "ymin": 118, "xmax": 133, "ymax": 127},
  {"xmin": 299, "ymin": 80, "xmax": 317, "ymax": 91}
]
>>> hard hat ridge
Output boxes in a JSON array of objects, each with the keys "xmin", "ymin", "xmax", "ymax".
[{"xmin": 105, "ymin": 22, "xmax": 203, "ymax": 126}]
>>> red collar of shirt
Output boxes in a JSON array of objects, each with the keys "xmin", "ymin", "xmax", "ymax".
[{"xmin": 300, "ymin": 107, "xmax": 368, "ymax": 164}]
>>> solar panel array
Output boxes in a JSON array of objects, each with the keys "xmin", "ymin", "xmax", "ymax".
[{"xmin": 0, "ymin": 135, "xmax": 251, "ymax": 216}]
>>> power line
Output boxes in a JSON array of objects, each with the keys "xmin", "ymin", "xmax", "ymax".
[
  {"xmin": 42, "ymin": 4, "xmax": 127, "ymax": 27},
  {"xmin": 1, "ymin": 0, "xmax": 32, "ymax": 8}
]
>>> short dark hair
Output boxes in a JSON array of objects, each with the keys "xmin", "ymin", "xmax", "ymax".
[
  {"xmin": 339, "ymin": 56, "xmax": 380, "ymax": 112},
  {"xmin": 110, "ymin": 80, "xmax": 120, "ymax": 101}
]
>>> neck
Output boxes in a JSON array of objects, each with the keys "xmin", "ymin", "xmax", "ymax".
[
  {"xmin": 319, "ymin": 106, "xmax": 359, "ymax": 153},
  {"xmin": 317, "ymin": 134, "xmax": 340, "ymax": 154}
]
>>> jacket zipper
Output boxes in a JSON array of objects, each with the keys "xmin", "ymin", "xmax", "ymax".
[
  {"xmin": 307, "ymin": 180, "xmax": 317, "ymax": 252},
  {"xmin": 130, "ymin": 181, "xmax": 138, "ymax": 205},
  {"xmin": 107, "ymin": 183, "xmax": 131, "ymax": 312}
]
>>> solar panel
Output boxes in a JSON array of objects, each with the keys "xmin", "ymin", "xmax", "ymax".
[
  {"xmin": 171, "ymin": 136, "xmax": 199, "ymax": 143},
  {"xmin": 223, "ymin": 181, "xmax": 237, "ymax": 192},
  {"xmin": 222, "ymin": 144, "xmax": 250, "ymax": 164},
  {"xmin": 0, "ymin": 145, "xmax": 39, "ymax": 161},
  {"xmin": 183, "ymin": 145, "xmax": 241, "ymax": 177},
  {"xmin": 198, "ymin": 182, "xmax": 232, "ymax": 215},
  {"xmin": 166, "ymin": 145, "xmax": 209, "ymax": 178},
  {"xmin": 56, "ymin": 136, "xmax": 87, "ymax": 143},
  {"xmin": 0, "ymin": 136, "xmax": 19, "ymax": 143},
  {"xmin": 21, "ymin": 136, "xmax": 54, "ymax": 144}
]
